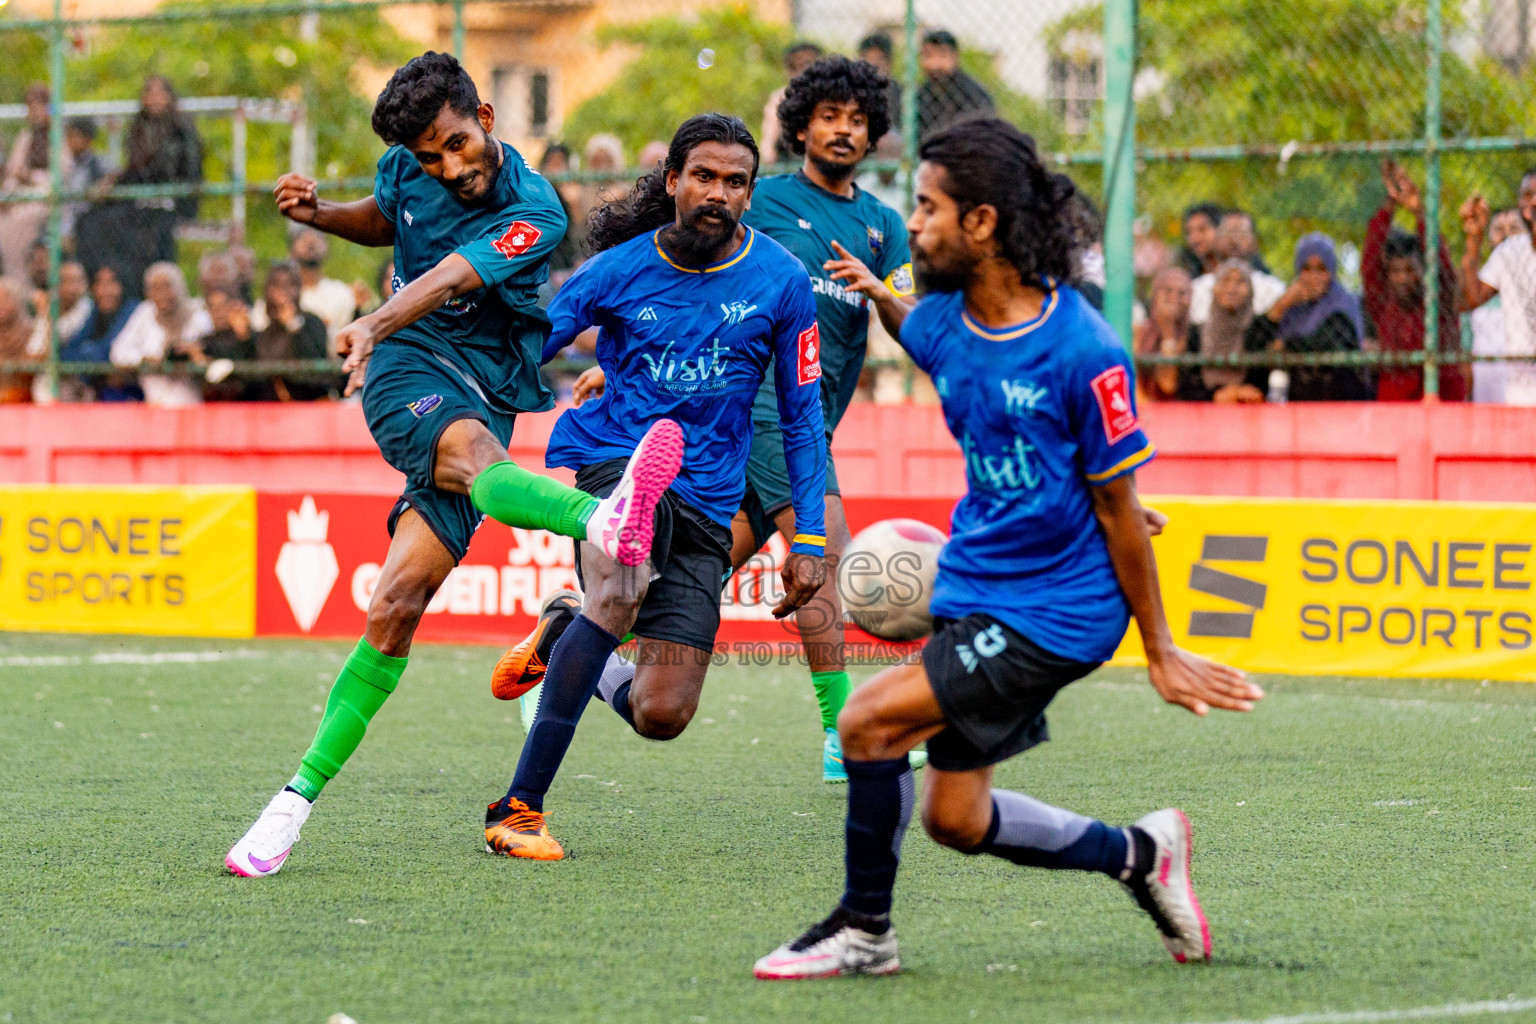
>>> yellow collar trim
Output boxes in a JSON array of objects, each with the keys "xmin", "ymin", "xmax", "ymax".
[
  {"xmin": 962, "ymin": 287, "xmax": 1059, "ymax": 341},
  {"xmin": 653, "ymin": 227, "xmax": 754, "ymax": 273}
]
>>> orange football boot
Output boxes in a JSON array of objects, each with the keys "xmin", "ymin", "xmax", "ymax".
[
  {"xmin": 484, "ymin": 798, "xmax": 565, "ymax": 861},
  {"xmin": 491, "ymin": 588, "xmax": 581, "ymax": 701}
]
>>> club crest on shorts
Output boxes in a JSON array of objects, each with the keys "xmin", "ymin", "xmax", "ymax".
[
  {"xmin": 407, "ymin": 394, "xmax": 443, "ymax": 418},
  {"xmin": 1089, "ymin": 365, "xmax": 1138, "ymax": 444}
]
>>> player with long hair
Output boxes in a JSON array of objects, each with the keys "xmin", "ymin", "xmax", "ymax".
[
  {"xmin": 755, "ymin": 118, "xmax": 1265, "ymax": 978},
  {"xmin": 481, "ymin": 113, "xmax": 830, "ymax": 861}
]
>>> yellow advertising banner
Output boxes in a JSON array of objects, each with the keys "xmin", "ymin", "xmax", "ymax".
[
  {"xmin": 1115, "ymin": 497, "xmax": 1536, "ymax": 681},
  {"xmin": 0, "ymin": 486, "xmax": 255, "ymax": 638}
]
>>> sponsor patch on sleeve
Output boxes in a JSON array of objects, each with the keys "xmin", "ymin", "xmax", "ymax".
[
  {"xmin": 1089, "ymin": 365, "xmax": 1138, "ymax": 444},
  {"xmin": 797, "ymin": 323, "xmax": 822, "ymax": 386},
  {"xmin": 491, "ymin": 220, "xmax": 542, "ymax": 260}
]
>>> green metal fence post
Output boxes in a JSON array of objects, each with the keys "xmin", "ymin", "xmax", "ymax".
[
  {"xmin": 452, "ymin": 0, "xmax": 465, "ymax": 61},
  {"xmin": 1423, "ymin": 0, "xmax": 1442, "ymax": 401},
  {"xmin": 902, "ymin": 0, "xmax": 918, "ymax": 215},
  {"xmin": 1103, "ymin": 0, "xmax": 1136, "ymax": 349},
  {"xmin": 44, "ymin": 0, "xmax": 66, "ymax": 401}
]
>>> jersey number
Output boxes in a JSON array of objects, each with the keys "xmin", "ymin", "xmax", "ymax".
[
  {"xmin": 797, "ymin": 323, "xmax": 822, "ymax": 386},
  {"xmin": 493, "ymin": 221, "xmax": 542, "ymax": 259}
]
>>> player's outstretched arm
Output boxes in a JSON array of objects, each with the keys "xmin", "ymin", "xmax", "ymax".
[
  {"xmin": 335, "ymin": 254, "xmax": 486, "ymax": 395},
  {"xmin": 1090, "ymin": 473, "xmax": 1264, "ymax": 717},
  {"xmin": 825, "ymin": 240, "xmax": 916, "ymax": 337},
  {"xmin": 273, "ymin": 173, "xmax": 395, "ymax": 248}
]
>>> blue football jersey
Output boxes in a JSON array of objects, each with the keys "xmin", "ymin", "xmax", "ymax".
[
  {"xmin": 542, "ymin": 226, "xmax": 828, "ymax": 553},
  {"xmin": 373, "ymin": 140, "xmax": 568, "ymax": 414},
  {"xmin": 900, "ymin": 285, "xmax": 1156, "ymax": 661}
]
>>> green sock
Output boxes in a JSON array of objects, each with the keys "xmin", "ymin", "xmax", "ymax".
[
  {"xmin": 470, "ymin": 461, "xmax": 600, "ymax": 540},
  {"xmin": 288, "ymin": 639, "xmax": 408, "ymax": 801},
  {"xmin": 810, "ymin": 670, "xmax": 853, "ymax": 732}
]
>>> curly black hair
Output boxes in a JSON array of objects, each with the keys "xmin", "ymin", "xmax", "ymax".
[
  {"xmin": 775, "ymin": 54, "xmax": 894, "ymax": 158},
  {"xmin": 372, "ymin": 52, "xmax": 480, "ymax": 147},
  {"xmin": 586, "ymin": 113, "xmax": 759, "ymax": 255},
  {"xmin": 919, "ymin": 117, "xmax": 1089, "ymax": 288}
]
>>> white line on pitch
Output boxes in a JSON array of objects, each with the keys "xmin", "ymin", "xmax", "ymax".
[
  {"xmin": 1, "ymin": 651, "xmax": 267, "ymax": 667},
  {"xmin": 1181, "ymin": 997, "xmax": 1536, "ymax": 1024}
]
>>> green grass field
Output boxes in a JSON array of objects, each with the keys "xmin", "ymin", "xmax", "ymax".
[{"xmin": 3, "ymin": 632, "xmax": 1534, "ymax": 1024}]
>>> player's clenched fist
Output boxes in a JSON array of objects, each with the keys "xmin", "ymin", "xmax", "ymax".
[
  {"xmin": 773, "ymin": 552, "xmax": 827, "ymax": 619},
  {"xmin": 274, "ymin": 173, "xmax": 320, "ymax": 224}
]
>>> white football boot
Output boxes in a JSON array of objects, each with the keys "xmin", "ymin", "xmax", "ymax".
[
  {"xmin": 226, "ymin": 789, "xmax": 313, "ymax": 877},
  {"xmin": 754, "ymin": 907, "xmax": 900, "ymax": 979},
  {"xmin": 1122, "ymin": 807, "xmax": 1211, "ymax": 962},
  {"xmin": 584, "ymin": 418, "xmax": 685, "ymax": 567}
]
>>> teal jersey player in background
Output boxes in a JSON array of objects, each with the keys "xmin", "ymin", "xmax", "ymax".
[
  {"xmin": 498, "ymin": 56, "xmax": 921, "ymax": 784},
  {"xmin": 225, "ymin": 53, "xmax": 683, "ymax": 880},
  {"xmin": 738, "ymin": 56, "xmax": 917, "ymax": 782}
]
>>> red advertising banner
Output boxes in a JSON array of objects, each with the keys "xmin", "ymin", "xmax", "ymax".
[{"xmin": 255, "ymin": 492, "xmax": 955, "ymax": 647}]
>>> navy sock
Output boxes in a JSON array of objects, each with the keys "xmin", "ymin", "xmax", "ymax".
[
  {"xmin": 593, "ymin": 653, "xmax": 638, "ymax": 729},
  {"xmin": 499, "ymin": 614, "xmax": 621, "ymax": 813},
  {"xmin": 606, "ymin": 681, "xmax": 636, "ymax": 728},
  {"xmin": 974, "ymin": 789, "xmax": 1131, "ymax": 878},
  {"xmin": 840, "ymin": 757, "xmax": 915, "ymax": 918}
]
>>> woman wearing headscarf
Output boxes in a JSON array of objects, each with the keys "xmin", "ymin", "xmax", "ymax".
[
  {"xmin": 76, "ymin": 76, "xmax": 203, "ymax": 299},
  {"xmin": 1200, "ymin": 260, "xmax": 1265, "ymax": 403},
  {"xmin": 110, "ymin": 261, "xmax": 211, "ymax": 407},
  {"xmin": 1134, "ymin": 266, "xmax": 1209, "ymax": 401},
  {"xmin": 1245, "ymin": 232, "xmax": 1369, "ymax": 401},
  {"xmin": 60, "ymin": 265, "xmax": 139, "ymax": 402}
]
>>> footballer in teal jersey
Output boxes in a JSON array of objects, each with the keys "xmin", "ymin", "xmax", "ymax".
[
  {"xmin": 757, "ymin": 119, "xmax": 1264, "ymax": 981},
  {"xmin": 225, "ymin": 54, "xmax": 683, "ymax": 880}
]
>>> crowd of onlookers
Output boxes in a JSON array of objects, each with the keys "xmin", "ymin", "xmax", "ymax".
[
  {"xmin": 1131, "ymin": 159, "xmax": 1536, "ymax": 405},
  {"xmin": 5, "ymin": 36, "xmax": 1534, "ymax": 407}
]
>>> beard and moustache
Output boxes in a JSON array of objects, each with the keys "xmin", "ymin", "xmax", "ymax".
[
  {"xmin": 913, "ymin": 250, "xmax": 974, "ymax": 294},
  {"xmin": 660, "ymin": 202, "xmax": 741, "ymax": 265}
]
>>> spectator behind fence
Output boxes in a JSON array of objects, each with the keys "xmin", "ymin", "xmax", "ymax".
[
  {"xmin": 1190, "ymin": 216, "xmax": 1286, "ymax": 324},
  {"xmin": 1468, "ymin": 208, "xmax": 1523, "ymax": 402},
  {"xmin": 60, "ymin": 265, "xmax": 138, "ymax": 402},
  {"xmin": 1462, "ymin": 177, "xmax": 1536, "ymax": 406},
  {"xmin": 761, "ymin": 41, "xmax": 825, "ymax": 164},
  {"xmin": 62, "ymin": 117, "xmax": 109, "ymax": 247},
  {"xmin": 110, "ymin": 261, "xmax": 211, "ymax": 407},
  {"xmin": 198, "ymin": 286, "xmax": 256, "ymax": 401},
  {"xmin": 1246, "ymin": 233, "xmax": 1368, "ymax": 401},
  {"xmin": 289, "ymin": 228, "xmax": 357, "ymax": 352},
  {"xmin": 858, "ymin": 32, "xmax": 903, "ymax": 157},
  {"xmin": 1174, "ymin": 202, "xmax": 1223, "ymax": 279},
  {"xmin": 916, "ymin": 30, "xmax": 994, "ymax": 138},
  {"xmin": 53, "ymin": 260, "xmax": 92, "ymax": 342},
  {"xmin": 251, "ymin": 261, "xmax": 331, "ymax": 402},
  {"xmin": 0, "ymin": 83, "xmax": 54, "ymax": 282},
  {"xmin": 1363, "ymin": 159, "xmax": 1465, "ymax": 402},
  {"xmin": 1134, "ymin": 266, "xmax": 1207, "ymax": 401},
  {"xmin": 1200, "ymin": 261, "xmax": 1266, "ymax": 403},
  {"xmin": 76, "ymin": 76, "xmax": 203, "ymax": 301},
  {"xmin": 1219, "ymin": 210, "xmax": 1274, "ymax": 275},
  {"xmin": 0, "ymin": 276, "xmax": 46, "ymax": 403},
  {"xmin": 537, "ymin": 145, "xmax": 584, "ymax": 279}
]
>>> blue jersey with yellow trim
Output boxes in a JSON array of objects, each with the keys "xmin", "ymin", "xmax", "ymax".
[
  {"xmin": 541, "ymin": 226, "xmax": 828, "ymax": 552},
  {"xmin": 374, "ymin": 140, "xmax": 567, "ymax": 414},
  {"xmin": 899, "ymin": 284, "xmax": 1155, "ymax": 660},
  {"xmin": 744, "ymin": 172, "xmax": 912, "ymax": 433}
]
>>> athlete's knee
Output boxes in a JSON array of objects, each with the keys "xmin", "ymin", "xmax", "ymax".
[
  {"xmin": 921, "ymin": 794, "xmax": 990, "ymax": 851},
  {"xmin": 365, "ymin": 573, "xmax": 431, "ymax": 649},
  {"xmin": 628, "ymin": 685, "xmax": 697, "ymax": 740},
  {"xmin": 582, "ymin": 586, "xmax": 643, "ymax": 633},
  {"xmin": 837, "ymin": 688, "xmax": 901, "ymax": 760}
]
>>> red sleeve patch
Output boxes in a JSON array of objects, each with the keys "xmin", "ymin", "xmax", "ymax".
[
  {"xmin": 491, "ymin": 221, "xmax": 542, "ymax": 260},
  {"xmin": 1089, "ymin": 365, "xmax": 1138, "ymax": 444},
  {"xmin": 797, "ymin": 323, "xmax": 822, "ymax": 386}
]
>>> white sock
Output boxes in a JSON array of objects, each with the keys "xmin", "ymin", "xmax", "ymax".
[{"xmin": 595, "ymin": 651, "xmax": 636, "ymax": 707}]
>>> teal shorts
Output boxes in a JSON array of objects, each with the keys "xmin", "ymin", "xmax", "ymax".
[
  {"xmin": 740, "ymin": 416, "xmax": 838, "ymax": 550},
  {"xmin": 362, "ymin": 341, "xmax": 516, "ymax": 562}
]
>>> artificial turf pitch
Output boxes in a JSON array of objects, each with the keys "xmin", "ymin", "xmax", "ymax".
[{"xmin": 3, "ymin": 632, "xmax": 1534, "ymax": 1024}]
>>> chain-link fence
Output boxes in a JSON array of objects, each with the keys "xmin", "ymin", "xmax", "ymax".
[{"xmin": 1, "ymin": 0, "xmax": 1532, "ymax": 405}]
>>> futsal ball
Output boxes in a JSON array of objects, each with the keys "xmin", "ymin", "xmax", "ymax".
[{"xmin": 838, "ymin": 518, "xmax": 947, "ymax": 642}]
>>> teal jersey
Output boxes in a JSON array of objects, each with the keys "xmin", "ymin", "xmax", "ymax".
[
  {"xmin": 743, "ymin": 172, "xmax": 913, "ymax": 433},
  {"xmin": 373, "ymin": 140, "xmax": 568, "ymax": 414}
]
